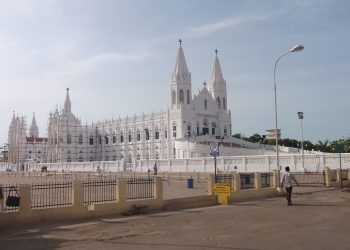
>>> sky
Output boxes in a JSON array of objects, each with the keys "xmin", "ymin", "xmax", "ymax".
[{"xmin": 0, "ymin": 0, "xmax": 349, "ymax": 145}]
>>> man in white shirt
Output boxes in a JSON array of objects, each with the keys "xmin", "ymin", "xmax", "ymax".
[{"xmin": 280, "ymin": 166, "xmax": 299, "ymax": 206}]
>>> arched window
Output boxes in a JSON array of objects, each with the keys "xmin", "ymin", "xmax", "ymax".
[
  {"xmin": 78, "ymin": 134, "xmax": 83, "ymax": 144},
  {"xmin": 113, "ymin": 134, "xmax": 116, "ymax": 143},
  {"xmin": 216, "ymin": 97, "xmax": 221, "ymax": 109},
  {"xmin": 89, "ymin": 137, "xmax": 94, "ymax": 145},
  {"xmin": 204, "ymin": 99, "xmax": 207, "ymax": 110},
  {"xmin": 145, "ymin": 129, "xmax": 150, "ymax": 140},
  {"xmin": 212, "ymin": 122, "xmax": 217, "ymax": 135},
  {"xmin": 187, "ymin": 90, "xmax": 190, "ymax": 104},
  {"xmin": 120, "ymin": 133, "xmax": 124, "ymax": 143},
  {"xmin": 67, "ymin": 134, "xmax": 71, "ymax": 144},
  {"xmin": 105, "ymin": 136, "xmax": 109, "ymax": 145},
  {"xmin": 179, "ymin": 89, "xmax": 184, "ymax": 103},
  {"xmin": 172, "ymin": 123, "xmax": 177, "ymax": 138},
  {"xmin": 172, "ymin": 90, "xmax": 176, "ymax": 104},
  {"xmin": 203, "ymin": 119, "xmax": 208, "ymax": 127},
  {"xmin": 187, "ymin": 124, "xmax": 191, "ymax": 138},
  {"xmin": 223, "ymin": 97, "xmax": 226, "ymax": 110},
  {"xmin": 137, "ymin": 130, "xmax": 141, "ymax": 141},
  {"xmin": 137, "ymin": 153, "xmax": 141, "ymax": 160},
  {"xmin": 128, "ymin": 131, "xmax": 132, "ymax": 142}
]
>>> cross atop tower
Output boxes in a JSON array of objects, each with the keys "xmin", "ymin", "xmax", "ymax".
[
  {"xmin": 215, "ymin": 49, "xmax": 218, "ymax": 56},
  {"xmin": 179, "ymin": 38, "xmax": 182, "ymax": 46}
]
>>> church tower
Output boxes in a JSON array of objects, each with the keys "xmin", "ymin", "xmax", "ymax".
[
  {"xmin": 171, "ymin": 39, "xmax": 192, "ymax": 110},
  {"xmin": 208, "ymin": 50, "xmax": 228, "ymax": 112}
]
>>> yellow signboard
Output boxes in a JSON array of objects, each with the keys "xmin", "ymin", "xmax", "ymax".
[
  {"xmin": 213, "ymin": 183, "xmax": 231, "ymax": 196},
  {"xmin": 213, "ymin": 183, "xmax": 231, "ymax": 205}
]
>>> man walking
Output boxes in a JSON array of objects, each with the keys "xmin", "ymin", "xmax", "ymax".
[{"xmin": 280, "ymin": 166, "xmax": 299, "ymax": 206}]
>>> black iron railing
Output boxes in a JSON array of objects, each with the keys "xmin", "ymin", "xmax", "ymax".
[
  {"xmin": 261, "ymin": 173, "xmax": 271, "ymax": 188},
  {"xmin": 216, "ymin": 175, "xmax": 234, "ymax": 190},
  {"xmin": 83, "ymin": 179, "xmax": 118, "ymax": 205},
  {"xmin": 31, "ymin": 181, "xmax": 73, "ymax": 209},
  {"xmin": 240, "ymin": 173, "xmax": 255, "ymax": 189},
  {"xmin": 341, "ymin": 169, "xmax": 348, "ymax": 180},
  {"xmin": 330, "ymin": 170, "xmax": 337, "ymax": 181},
  {"xmin": 126, "ymin": 177, "xmax": 154, "ymax": 200},
  {"xmin": 293, "ymin": 172, "xmax": 325, "ymax": 186}
]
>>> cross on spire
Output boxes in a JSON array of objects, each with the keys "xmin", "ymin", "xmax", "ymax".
[
  {"xmin": 179, "ymin": 38, "xmax": 182, "ymax": 46},
  {"xmin": 215, "ymin": 49, "xmax": 218, "ymax": 56}
]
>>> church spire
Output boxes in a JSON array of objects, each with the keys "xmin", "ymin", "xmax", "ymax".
[
  {"xmin": 64, "ymin": 88, "xmax": 71, "ymax": 113},
  {"xmin": 29, "ymin": 112, "xmax": 39, "ymax": 137},
  {"xmin": 209, "ymin": 50, "xmax": 225, "ymax": 90},
  {"xmin": 173, "ymin": 39, "xmax": 189, "ymax": 76}
]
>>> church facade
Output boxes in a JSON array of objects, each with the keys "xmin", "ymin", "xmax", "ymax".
[{"xmin": 8, "ymin": 44, "xmax": 232, "ymax": 165}]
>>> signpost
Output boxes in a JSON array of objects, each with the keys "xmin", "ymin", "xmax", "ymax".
[{"xmin": 210, "ymin": 142, "xmax": 219, "ymax": 182}]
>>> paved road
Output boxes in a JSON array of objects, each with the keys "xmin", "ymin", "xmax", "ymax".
[{"xmin": 1, "ymin": 187, "xmax": 349, "ymax": 250}]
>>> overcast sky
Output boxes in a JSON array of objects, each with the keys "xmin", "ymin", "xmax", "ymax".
[{"xmin": 1, "ymin": 0, "xmax": 349, "ymax": 145}]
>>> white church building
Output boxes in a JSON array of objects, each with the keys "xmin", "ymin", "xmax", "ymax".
[{"xmin": 8, "ymin": 44, "xmax": 276, "ymax": 167}]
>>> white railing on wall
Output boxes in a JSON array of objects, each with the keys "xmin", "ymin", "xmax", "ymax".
[{"xmin": 26, "ymin": 153, "xmax": 350, "ymax": 173}]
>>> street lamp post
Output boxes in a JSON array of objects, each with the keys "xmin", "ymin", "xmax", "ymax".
[
  {"xmin": 274, "ymin": 44, "xmax": 304, "ymax": 184},
  {"xmin": 297, "ymin": 111, "xmax": 305, "ymax": 170}
]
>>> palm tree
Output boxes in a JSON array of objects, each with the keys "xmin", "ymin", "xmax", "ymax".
[{"xmin": 316, "ymin": 139, "xmax": 330, "ymax": 152}]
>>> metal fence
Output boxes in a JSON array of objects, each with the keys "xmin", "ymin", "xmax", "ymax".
[
  {"xmin": 2, "ymin": 184, "xmax": 20, "ymax": 213},
  {"xmin": 216, "ymin": 175, "xmax": 234, "ymax": 190},
  {"xmin": 341, "ymin": 169, "xmax": 348, "ymax": 180},
  {"xmin": 126, "ymin": 177, "xmax": 155, "ymax": 200},
  {"xmin": 293, "ymin": 172, "xmax": 325, "ymax": 187},
  {"xmin": 83, "ymin": 179, "xmax": 118, "ymax": 205},
  {"xmin": 240, "ymin": 173, "xmax": 255, "ymax": 189},
  {"xmin": 261, "ymin": 173, "xmax": 271, "ymax": 188},
  {"xmin": 31, "ymin": 181, "xmax": 73, "ymax": 209},
  {"xmin": 330, "ymin": 170, "xmax": 337, "ymax": 181}
]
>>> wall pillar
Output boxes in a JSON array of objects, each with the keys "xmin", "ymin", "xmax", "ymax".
[
  {"xmin": 73, "ymin": 181, "xmax": 84, "ymax": 209},
  {"xmin": 272, "ymin": 170, "xmax": 279, "ymax": 188},
  {"xmin": 118, "ymin": 179, "xmax": 126, "ymax": 204},
  {"xmin": 18, "ymin": 184, "xmax": 31, "ymax": 216},
  {"xmin": 233, "ymin": 172, "xmax": 241, "ymax": 192},
  {"xmin": 255, "ymin": 172, "xmax": 262, "ymax": 190},
  {"xmin": 207, "ymin": 174, "xmax": 215, "ymax": 195},
  {"xmin": 324, "ymin": 167, "xmax": 331, "ymax": 187},
  {"xmin": 154, "ymin": 176, "xmax": 163, "ymax": 203}
]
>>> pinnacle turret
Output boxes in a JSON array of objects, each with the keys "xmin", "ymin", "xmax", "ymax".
[
  {"xmin": 29, "ymin": 112, "xmax": 39, "ymax": 137},
  {"xmin": 64, "ymin": 88, "xmax": 71, "ymax": 113}
]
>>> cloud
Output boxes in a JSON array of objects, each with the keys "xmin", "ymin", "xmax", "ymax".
[
  {"xmin": 186, "ymin": 14, "xmax": 270, "ymax": 37},
  {"xmin": 46, "ymin": 50, "xmax": 152, "ymax": 79}
]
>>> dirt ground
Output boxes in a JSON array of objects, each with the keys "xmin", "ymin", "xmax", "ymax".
[{"xmin": 0, "ymin": 186, "xmax": 349, "ymax": 250}]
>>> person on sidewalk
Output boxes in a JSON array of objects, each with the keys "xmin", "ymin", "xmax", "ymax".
[{"xmin": 280, "ymin": 166, "xmax": 299, "ymax": 206}]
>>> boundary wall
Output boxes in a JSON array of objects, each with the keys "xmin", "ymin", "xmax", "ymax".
[{"xmin": 25, "ymin": 153, "xmax": 350, "ymax": 173}]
